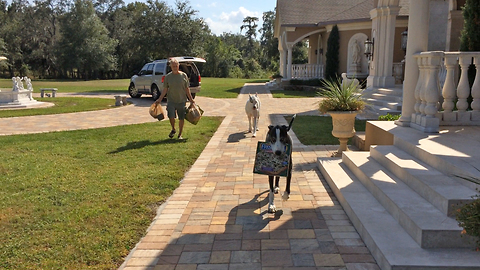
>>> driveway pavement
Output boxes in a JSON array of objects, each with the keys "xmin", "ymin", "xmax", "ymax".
[{"xmin": 0, "ymin": 83, "xmax": 380, "ymax": 270}]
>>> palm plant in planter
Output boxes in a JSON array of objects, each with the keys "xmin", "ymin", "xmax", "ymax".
[{"xmin": 317, "ymin": 77, "xmax": 366, "ymax": 157}]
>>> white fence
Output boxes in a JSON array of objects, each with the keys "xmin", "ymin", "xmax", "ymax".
[{"xmin": 291, "ymin": 64, "xmax": 324, "ymax": 80}]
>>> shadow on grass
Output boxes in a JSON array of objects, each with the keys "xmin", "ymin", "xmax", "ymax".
[
  {"xmin": 224, "ymin": 87, "xmax": 242, "ymax": 95},
  {"xmin": 108, "ymin": 139, "xmax": 187, "ymax": 154}
]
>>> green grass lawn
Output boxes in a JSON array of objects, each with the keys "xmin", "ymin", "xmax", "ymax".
[
  {"xmin": 0, "ymin": 77, "xmax": 268, "ymax": 98},
  {"xmin": 286, "ymin": 115, "xmax": 366, "ymax": 145},
  {"xmin": 0, "ymin": 97, "xmax": 115, "ymax": 118},
  {"xmin": 198, "ymin": 78, "xmax": 268, "ymax": 98},
  {"xmin": 271, "ymin": 90, "xmax": 319, "ymax": 98},
  {"xmin": 0, "ymin": 78, "xmax": 130, "ymax": 93},
  {"xmin": 0, "ymin": 117, "xmax": 223, "ymax": 270}
]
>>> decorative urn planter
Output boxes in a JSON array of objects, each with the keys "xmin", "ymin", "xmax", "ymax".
[
  {"xmin": 271, "ymin": 74, "xmax": 283, "ymax": 85},
  {"xmin": 317, "ymin": 77, "xmax": 365, "ymax": 157},
  {"xmin": 328, "ymin": 111, "xmax": 358, "ymax": 157}
]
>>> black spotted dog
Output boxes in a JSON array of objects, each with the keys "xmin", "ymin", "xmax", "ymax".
[{"xmin": 265, "ymin": 114, "xmax": 296, "ymax": 213}]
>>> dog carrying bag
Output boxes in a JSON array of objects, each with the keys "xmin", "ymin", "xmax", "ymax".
[
  {"xmin": 185, "ymin": 103, "xmax": 204, "ymax": 125},
  {"xmin": 149, "ymin": 103, "xmax": 165, "ymax": 121},
  {"xmin": 253, "ymin": 141, "xmax": 292, "ymax": 177}
]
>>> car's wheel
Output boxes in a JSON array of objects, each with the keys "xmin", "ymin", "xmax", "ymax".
[
  {"xmin": 191, "ymin": 93, "xmax": 196, "ymax": 99},
  {"xmin": 128, "ymin": 83, "xmax": 141, "ymax": 98},
  {"xmin": 151, "ymin": 84, "xmax": 161, "ymax": 101}
]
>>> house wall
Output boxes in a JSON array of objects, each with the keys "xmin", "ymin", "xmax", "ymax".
[
  {"xmin": 447, "ymin": 0, "xmax": 465, "ymax": 51},
  {"xmin": 285, "ymin": 28, "xmax": 318, "ymax": 43},
  {"xmin": 337, "ymin": 29, "xmax": 370, "ymax": 75},
  {"xmin": 392, "ymin": 21, "xmax": 409, "ymax": 62},
  {"xmin": 324, "ymin": 26, "xmax": 408, "ymax": 77},
  {"xmin": 429, "ymin": 0, "xmax": 450, "ymax": 51}
]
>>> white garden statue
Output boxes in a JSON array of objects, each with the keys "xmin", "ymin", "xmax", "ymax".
[
  {"xmin": 24, "ymin": 76, "xmax": 33, "ymax": 91},
  {"xmin": 351, "ymin": 39, "xmax": 361, "ymax": 64},
  {"xmin": 341, "ymin": 73, "xmax": 360, "ymax": 89}
]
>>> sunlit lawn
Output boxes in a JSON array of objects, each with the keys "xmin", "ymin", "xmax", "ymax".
[
  {"xmin": 286, "ymin": 115, "xmax": 366, "ymax": 145},
  {"xmin": 0, "ymin": 78, "xmax": 130, "ymax": 93},
  {"xmin": 0, "ymin": 77, "xmax": 269, "ymax": 98},
  {"xmin": 0, "ymin": 118, "xmax": 223, "ymax": 269},
  {"xmin": 271, "ymin": 90, "xmax": 318, "ymax": 98},
  {"xmin": 0, "ymin": 97, "xmax": 115, "ymax": 118}
]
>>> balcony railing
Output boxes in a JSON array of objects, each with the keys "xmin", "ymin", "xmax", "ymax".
[
  {"xmin": 291, "ymin": 64, "xmax": 324, "ymax": 80},
  {"xmin": 411, "ymin": 51, "xmax": 480, "ymax": 132}
]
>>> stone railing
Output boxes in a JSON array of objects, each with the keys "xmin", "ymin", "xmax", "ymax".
[
  {"xmin": 291, "ymin": 64, "xmax": 324, "ymax": 80},
  {"xmin": 410, "ymin": 51, "xmax": 480, "ymax": 132}
]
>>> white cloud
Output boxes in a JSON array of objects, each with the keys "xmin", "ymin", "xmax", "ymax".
[{"xmin": 205, "ymin": 7, "xmax": 262, "ymax": 36}]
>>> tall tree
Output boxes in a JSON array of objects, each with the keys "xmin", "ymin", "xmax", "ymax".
[
  {"xmin": 163, "ymin": 0, "xmax": 210, "ymax": 57},
  {"xmin": 292, "ymin": 41, "xmax": 308, "ymax": 64},
  {"xmin": 0, "ymin": 0, "xmax": 29, "ymax": 76},
  {"xmin": 203, "ymin": 35, "xmax": 241, "ymax": 78},
  {"xmin": 57, "ymin": 0, "xmax": 117, "ymax": 79},
  {"xmin": 240, "ymin": 16, "xmax": 258, "ymax": 58},
  {"xmin": 325, "ymin": 25, "xmax": 340, "ymax": 81},
  {"xmin": 259, "ymin": 10, "xmax": 279, "ymax": 71},
  {"xmin": 460, "ymin": 0, "xmax": 480, "ymax": 51},
  {"xmin": 459, "ymin": 0, "xmax": 480, "ymax": 105}
]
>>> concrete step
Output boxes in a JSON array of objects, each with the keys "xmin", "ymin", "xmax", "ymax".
[
  {"xmin": 369, "ymin": 92, "xmax": 402, "ymax": 103},
  {"xmin": 391, "ymin": 127, "xmax": 480, "ymax": 191},
  {"xmin": 342, "ymin": 151, "xmax": 476, "ymax": 249},
  {"xmin": 365, "ymin": 99, "xmax": 402, "ymax": 110},
  {"xmin": 376, "ymin": 87, "xmax": 403, "ymax": 96},
  {"xmin": 370, "ymin": 145, "xmax": 478, "ymax": 216},
  {"xmin": 358, "ymin": 106, "xmax": 401, "ymax": 121},
  {"xmin": 318, "ymin": 157, "xmax": 480, "ymax": 270}
]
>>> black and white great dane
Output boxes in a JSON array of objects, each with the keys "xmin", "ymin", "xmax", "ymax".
[{"xmin": 265, "ymin": 114, "xmax": 296, "ymax": 213}]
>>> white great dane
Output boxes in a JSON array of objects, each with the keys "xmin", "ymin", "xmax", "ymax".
[{"xmin": 245, "ymin": 93, "xmax": 261, "ymax": 137}]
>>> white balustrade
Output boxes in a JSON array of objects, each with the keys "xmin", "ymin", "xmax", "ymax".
[
  {"xmin": 471, "ymin": 55, "xmax": 480, "ymax": 121},
  {"xmin": 411, "ymin": 51, "xmax": 480, "ymax": 131},
  {"xmin": 291, "ymin": 64, "xmax": 324, "ymax": 79},
  {"xmin": 442, "ymin": 53, "xmax": 457, "ymax": 121}
]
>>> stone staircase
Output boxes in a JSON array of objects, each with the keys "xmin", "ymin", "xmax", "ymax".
[
  {"xmin": 360, "ymin": 86, "xmax": 403, "ymax": 119},
  {"xmin": 318, "ymin": 122, "xmax": 480, "ymax": 270}
]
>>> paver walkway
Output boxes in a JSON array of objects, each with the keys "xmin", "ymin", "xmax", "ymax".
[{"xmin": 0, "ymin": 83, "xmax": 380, "ymax": 270}]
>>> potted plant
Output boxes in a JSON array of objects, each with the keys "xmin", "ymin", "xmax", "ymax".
[
  {"xmin": 317, "ymin": 76, "xmax": 365, "ymax": 157},
  {"xmin": 271, "ymin": 73, "xmax": 283, "ymax": 84}
]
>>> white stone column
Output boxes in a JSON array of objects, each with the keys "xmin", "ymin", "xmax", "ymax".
[
  {"xmin": 396, "ymin": 0, "xmax": 430, "ymax": 127},
  {"xmin": 287, "ymin": 44, "xmax": 293, "ymax": 79},
  {"xmin": 367, "ymin": 5, "xmax": 400, "ymax": 89},
  {"xmin": 279, "ymin": 49, "xmax": 285, "ymax": 78}
]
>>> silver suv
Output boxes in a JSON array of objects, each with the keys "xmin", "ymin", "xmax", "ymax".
[{"xmin": 128, "ymin": 56, "xmax": 205, "ymax": 100}]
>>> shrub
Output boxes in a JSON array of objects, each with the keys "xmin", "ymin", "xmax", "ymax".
[
  {"xmin": 325, "ymin": 25, "xmax": 340, "ymax": 81},
  {"xmin": 289, "ymin": 78, "xmax": 323, "ymax": 86},
  {"xmin": 378, "ymin": 113, "xmax": 401, "ymax": 121},
  {"xmin": 456, "ymin": 195, "xmax": 480, "ymax": 250}
]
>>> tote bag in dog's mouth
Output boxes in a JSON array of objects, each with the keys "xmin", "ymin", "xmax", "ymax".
[{"xmin": 253, "ymin": 141, "xmax": 291, "ymax": 177}]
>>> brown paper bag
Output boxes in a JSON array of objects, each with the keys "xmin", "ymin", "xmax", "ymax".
[
  {"xmin": 185, "ymin": 103, "xmax": 204, "ymax": 125},
  {"xmin": 149, "ymin": 103, "xmax": 165, "ymax": 121}
]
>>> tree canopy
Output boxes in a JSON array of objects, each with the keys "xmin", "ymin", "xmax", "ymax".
[{"xmin": 0, "ymin": 0, "xmax": 281, "ymax": 80}]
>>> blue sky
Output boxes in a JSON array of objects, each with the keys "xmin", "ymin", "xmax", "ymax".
[{"xmin": 127, "ymin": 0, "xmax": 277, "ymax": 36}]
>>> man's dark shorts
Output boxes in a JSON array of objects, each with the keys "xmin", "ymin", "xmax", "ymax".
[{"xmin": 167, "ymin": 102, "xmax": 186, "ymax": 120}]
